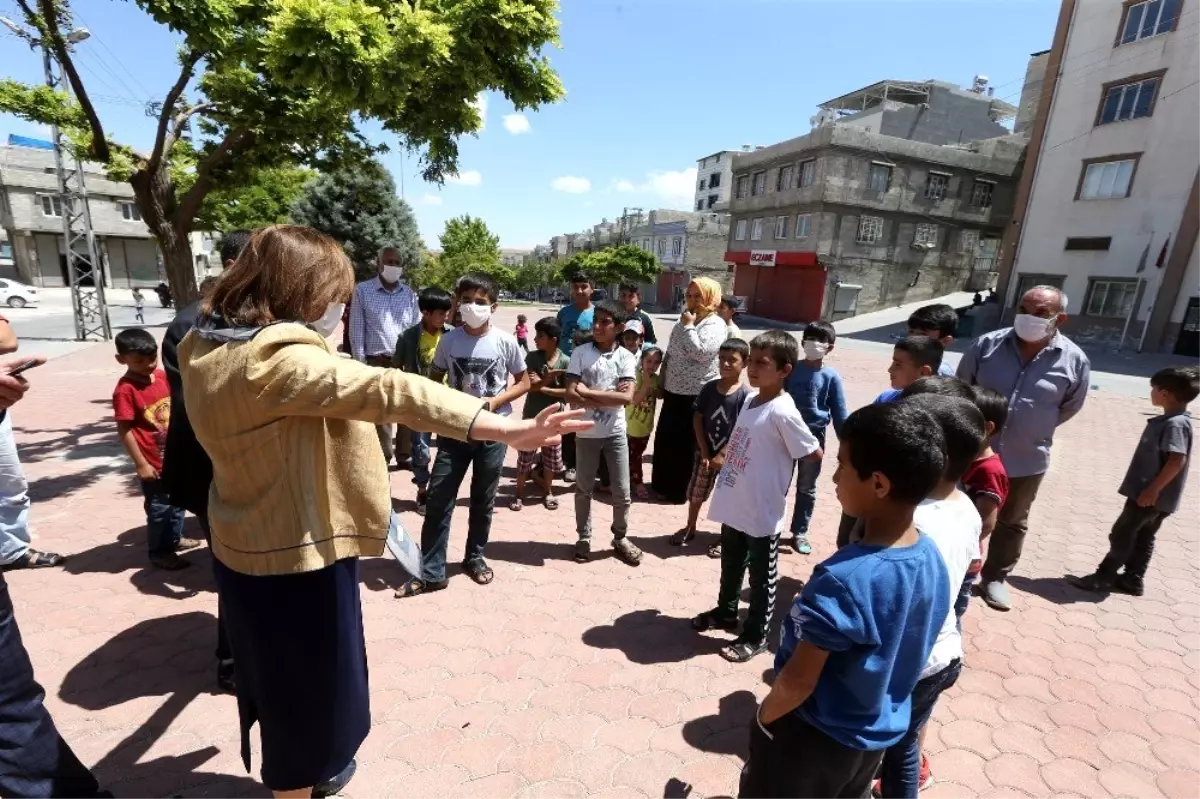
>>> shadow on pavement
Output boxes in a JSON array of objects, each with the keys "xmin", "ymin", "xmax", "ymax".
[
  {"xmin": 1007, "ymin": 574, "xmax": 1105, "ymax": 606},
  {"xmin": 14, "ymin": 421, "xmax": 135, "ymax": 502},
  {"xmin": 59, "ymin": 611, "xmax": 263, "ymax": 797},
  {"xmin": 680, "ymin": 688, "xmax": 755, "ymax": 761},
  {"xmin": 63, "ymin": 524, "xmax": 215, "ymax": 601},
  {"xmin": 582, "ymin": 608, "xmax": 724, "ymax": 664}
]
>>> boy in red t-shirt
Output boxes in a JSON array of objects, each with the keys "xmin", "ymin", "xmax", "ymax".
[
  {"xmin": 958, "ymin": 386, "xmax": 1011, "ymax": 620},
  {"xmin": 113, "ymin": 328, "xmax": 192, "ymax": 570}
]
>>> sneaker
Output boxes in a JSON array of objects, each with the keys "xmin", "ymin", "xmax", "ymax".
[
  {"xmin": 216, "ymin": 659, "xmax": 236, "ymax": 694},
  {"xmin": 150, "ymin": 552, "xmax": 190, "ymax": 571},
  {"xmin": 574, "ymin": 539, "xmax": 591, "ymax": 562},
  {"xmin": 980, "ymin": 579, "xmax": 1011, "ymax": 611},
  {"xmin": 1067, "ymin": 572, "xmax": 1115, "ymax": 594},
  {"xmin": 564, "ymin": 468, "xmax": 577, "ymax": 484},
  {"xmin": 1114, "ymin": 573, "xmax": 1145, "ymax": 597},
  {"xmin": 415, "ymin": 488, "xmax": 428, "ymax": 516},
  {"xmin": 613, "ymin": 537, "xmax": 643, "ymax": 567},
  {"xmin": 176, "ymin": 537, "xmax": 204, "ymax": 553},
  {"xmin": 793, "ymin": 534, "xmax": 812, "ymax": 555}
]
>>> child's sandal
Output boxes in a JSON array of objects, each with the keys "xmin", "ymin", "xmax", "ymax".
[
  {"xmin": 721, "ymin": 638, "xmax": 768, "ymax": 663},
  {"xmin": 509, "ymin": 498, "xmax": 523, "ymax": 512},
  {"xmin": 691, "ymin": 608, "xmax": 739, "ymax": 632},
  {"xmin": 669, "ymin": 528, "xmax": 695, "ymax": 546}
]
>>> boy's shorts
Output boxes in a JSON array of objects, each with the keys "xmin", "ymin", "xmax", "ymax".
[
  {"xmin": 516, "ymin": 442, "xmax": 564, "ymax": 477},
  {"xmin": 686, "ymin": 454, "xmax": 718, "ymax": 504}
]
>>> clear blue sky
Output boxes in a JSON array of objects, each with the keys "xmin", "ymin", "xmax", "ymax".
[{"xmin": 1, "ymin": 0, "xmax": 1060, "ymax": 249}]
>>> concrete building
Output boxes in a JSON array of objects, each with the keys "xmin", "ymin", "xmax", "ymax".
[
  {"xmin": 724, "ymin": 77, "xmax": 1026, "ymax": 323},
  {"xmin": 500, "ymin": 247, "xmax": 532, "ymax": 266},
  {"xmin": 628, "ymin": 209, "xmax": 730, "ymax": 309},
  {"xmin": 0, "ymin": 142, "xmax": 163, "ymax": 289},
  {"xmin": 695, "ymin": 151, "xmax": 735, "ymax": 212},
  {"xmin": 1014, "ymin": 51, "xmax": 1051, "ymax": 136},
  {"xmin": 999, "ymin": 0, "xmax": 1198, "ymax": 355}
]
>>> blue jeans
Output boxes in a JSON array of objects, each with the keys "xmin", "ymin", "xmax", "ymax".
[
  {"xmin": 418, "ymin": 438, "xmax": 506, "ymax": 582},
  {"xmin": 141, "ymin": 478, "xmax": 185, "ymax": 556},
  {"xmin": 411, "ymin": 431, "xmax": 433, "ymax": 489},
  {"xmin": 0, "ymin": 412, "xmax": 31, "ymax": 566},
  {"xmin": 789, "ymin": 430, "xmax": 826, "ymax": 537},
  {"xmin": 879, "ymin": 658, "xmax": 963, "ymax": 798}
]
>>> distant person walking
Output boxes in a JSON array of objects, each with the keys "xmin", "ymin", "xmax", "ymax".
[
  {"xmin": 132, "ymin": 288, "xmax": 145, "ymax": 323},
  {"xmin": 957, "ymin": 285, "xmax": 1091, "ymax": 611}
]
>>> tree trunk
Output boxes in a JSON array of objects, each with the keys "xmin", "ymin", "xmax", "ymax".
[{"xmin": 130, "ymin": 163, "xmax": 200, "ymax": 307}]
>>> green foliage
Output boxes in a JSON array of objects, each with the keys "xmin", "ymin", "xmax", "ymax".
[
  {"xmin": 439, "ymin": 215, "xmax": 501, "ymax": 263},
  {"xmin": 289, "ymin": 158, "xmax": 421, "ymax": 280},
  {"xmin": 0, "ymin": 80, "xmax": 85, "ymax": 130},
  {"xmin": 556, "ymin": 244, "xmax": 662, "ymax": 288},
  {"xmin": 513, "ymin": 259, "xmax": 558, "ymax": 293},
  {"xmin": 196, "ymin": 165, "xmax": 314, "ymax": 233}
]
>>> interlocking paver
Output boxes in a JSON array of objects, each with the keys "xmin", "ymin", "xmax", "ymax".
[{"xmin": 7, "ymin": 307, "xmax": 1199, "ymax": 797}]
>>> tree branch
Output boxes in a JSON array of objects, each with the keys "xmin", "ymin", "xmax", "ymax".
[
  {"xmin": 161, "ymin": 102, "xmax": 215, "ymax": 158},
  {"xmin": 149, "ymin": 51, "xmax": 202, "ymax": 170},
  {"xmin": 173, "ymin": 127, "xmax": 256, "ymax": 231},
  {"xmin": 36, "ymin": 0, "xmax": 109, "ymax": 162}
]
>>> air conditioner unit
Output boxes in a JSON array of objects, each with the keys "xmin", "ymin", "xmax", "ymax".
[{"xmin": 910, "ymin": 242, "xmax": 935, "ymax": 251}]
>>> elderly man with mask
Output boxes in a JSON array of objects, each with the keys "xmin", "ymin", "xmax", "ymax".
[
  {"xmin": 957, "ymin": 285, "xmax": 1091, "ymax": 611},
  {"xmin": 349, "ymin": 246, "xmax": 421, "ymax": 466}
]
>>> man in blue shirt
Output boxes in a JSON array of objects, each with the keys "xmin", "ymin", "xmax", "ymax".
[
  {"xmin": 957, "ymin": 285, "xmax": 1091, "ymax": 611},
  {"xmin": 556, "ymin": 272, "xmax": 595, "ymax": 480}
]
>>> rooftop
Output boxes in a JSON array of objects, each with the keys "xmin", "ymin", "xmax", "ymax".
[{"xmin": 818, "ymin": 78, "xmax": 1018, "ymax": 120}]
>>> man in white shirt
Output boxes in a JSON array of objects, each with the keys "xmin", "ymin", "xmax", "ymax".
[{"xmin": 349, "ymin": 246, "xmax": 420, "ymax": 465}]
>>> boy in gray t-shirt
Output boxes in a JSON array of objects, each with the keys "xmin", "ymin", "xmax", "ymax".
[{"xmin": 1071, "ymin": 365, "xmax": 1197, "ymax": 597}]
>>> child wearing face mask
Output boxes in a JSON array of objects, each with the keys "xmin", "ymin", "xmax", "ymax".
[{"xmin": 782, "ymin": 321, "xmax": 848, "ymax": 555}]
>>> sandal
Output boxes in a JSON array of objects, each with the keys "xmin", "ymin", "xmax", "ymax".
[
  {"xmin": 613, "ymin": 538, "xmax": 643, "ymax": 567},
  {"xmin": 509, "ymin": 498, "xmax": 524, "ymax": 512},
  {"xmin": 544, "ymin": 495, "xmax": 559, "ymax": 510},
  {"xmin": 691, "ymin": 608, "xmax": 738, "ymax": 632},
  {"xmin": 721, "ymin": 637, "xmax": 768, "ymax": 663},
  {"xmin": 634, "ymin": 484, "xmax": 650, "ymax": 501},
  {"xmin": 707, "ymin": 542, "xmax": 722, "ymax": 559},
  {"xmin": 669, "ymin": 528, "xmax": 696, "ymax": 546},
  {"xmin": 2, "ymin": 549, "xmax": 66, "ymax": 570},
  {"xmin": 574, "ymin": 539, "xmax": 592, "ymax": 562},
  {"xmin": 463, "ymin": 558, "xmax": 495, "ymax": 585},
  {"xmin": 395, "ymin": 577, "xmax": 448, "ymax": 599}
]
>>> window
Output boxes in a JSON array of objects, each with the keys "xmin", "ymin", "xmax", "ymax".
[
  {"xmin": 735, "ymin": 219, "xmax": 748, "ymax": 241},
  {"xmin": 925, "ymin": 172, "xmax": 950, "ymax": 201},
  {"xmin": 672, "ymin": 236, "xmax": 683, "ymax": 256},
  {"xmin": 1064, "ymin": 236, "xmax": 1113, "ymax": 251},
  {"xmin": 752, "ymin": 171, "xmax": 766, "ymax": 196},
  {"xmin": 750, "ymin": 218, "xmax": 764, "ymax": 241},
  {"xmin": 960, "ymin": 230, "xmax": 980, "ymax": 253},
  {"xmin": 1086, "ymin": 279, "xmax": 1139, "ymax": 318},
  {"xmin": 40, "ymin": 195, "xmax": 63, "ymax": 217},
  {"xmin": 795, "ymin": 214, "xmax": 812, "ymax": 239},
  {"xmin": 707, "ymin": 194, "xmax": 718, "ymax": 208},
  {"xmin": 867, "ymin": 163, "xmax": 892, "ymax": 192},
  {"xmin": 799, "ymin": 159, "xmax": 816, "ymax": 187},
  {"xmin": 656, "ymin": 239, "xmax": 666, "ymax": 257},
  {"xmin": 969, "ymin": 180, "xmax": 995, "ymax": 209},
  {"xmin": 1078, "ymin": 157, "xmax": 1137, "ymax": 199},
  {"xmin": 735, "ymin": 175, "xmax": 750, "ymax": 199},
  {"xmin": 856, "ymin": 216, "xmax": 883, "ymax": 244},
  {"xmin": 913, "ymin": 223, "xmax": 938, "ymax": 247},
  {"xmin": 777, "ymin": 165, "xmax": 794, "ymax": 191},
  {"xmin": 774, "ymin": 216, "xmax": 789, "ymax": 239},
  {"xmin": 696, "ymin": 200, "xmax": 705, "ymax": 211},
  {"xmin": 122, "ymin": 202, "xmax": 142, "ymax": 221},
  {"xmin": 1097, "ymin": 74, "xmax": 1162, "ymax": 124},
  {"xmin": 1118, "ymin": 0, "xmax": 1181, "ymax": 45},
  {"xmin": 709, "ymin": 173, "xmax": 721, "ymax": 188},
  {"xmin": 698, "ymin": 178, "xmax": 706, "ymax": 191}
]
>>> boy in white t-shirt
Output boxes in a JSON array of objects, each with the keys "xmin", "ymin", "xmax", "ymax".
[
  {"xmin": 877, "ymin": 386, "xmax": 985, "ymax": 797},
  {"xmin": 692, "ymin": 330, "xmax": 822, "ymax": 663},
  {"xmin": 565, "ymin": 300, "xmax": 641, "ymax": 566}
]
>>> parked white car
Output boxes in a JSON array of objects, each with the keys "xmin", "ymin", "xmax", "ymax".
[{"xmin": 0, "ymin": 279, "xmax": 39, "ymax": 309}]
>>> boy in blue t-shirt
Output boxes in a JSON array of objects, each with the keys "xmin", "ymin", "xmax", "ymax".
[
  {"xmin": 784, "ymin": 321, "xmax": 848, "ymax": 555},
  {"xmin": 744, "ymin": 402, "xmax": 951, "ymax": 799},
  {"xmin": 874, "ymin": 335, "xmax": 944, "ymax": 404}
]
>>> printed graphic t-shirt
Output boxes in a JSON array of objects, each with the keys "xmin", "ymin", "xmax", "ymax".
[
  {"xmin": 418, "ymin": 328, "xmax": 444, "ymax": 379},
  {"xmin": 708, "ymin": 391, "xmax": 820, "ymax": 537},
  {"xmin": 567, "ymin": 342, "xmax": 637, "ymax": 439},
  {"xmin": 693, "ymin": 379, "xmax": 749, "ymax": 454},
  {"xmin": 432, "ymin": 326, "xmax": 526, "ymax": 416},
  {"xmin": 626, "ymin": 371, "xmax": 660, "ymax": 439},
  {"xmin": 113, "ymin": 369, "xmax": 172, "ymax": 471}
]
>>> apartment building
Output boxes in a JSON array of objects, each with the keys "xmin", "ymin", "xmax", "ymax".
[
  {"xmin": 500, "ymin": 247, "xmax": 533, "ymax": 266},
  {"xmin": 1000, "ymin": 0, "xmax": 1198, "ymax": 355},
  {"xmin": 694, "ymin": 151, "xmax": 735, "ymax": 212},
  {"xmin": 0, "ymin": 141, "xmax": 164, "ymax": 288},
  {"xmin": 628, "ymin": 209, "xmax": 729, "ymax": 308},
  {"xmin": 724, "ymin": 78, "xmax": 1025, "ymax": 322}
]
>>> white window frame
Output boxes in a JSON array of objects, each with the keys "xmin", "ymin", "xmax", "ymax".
[
  {"xmin": 735, "ymin": 175, "xmax": 750, "ymax": 199},
  {"xmin": 856, "ymin": 216, "xmax": 883, "ymax": 244},
  {"xmin": 969, "ymin": 180, "xmax": 995, "ymax": 209},
  {"xmin": 913, "ymin": 223, "xmax": 939, "ymax": 247},
  {"xmin": 1119, "ymin": 0, "xmax": 1180, "ymax": 45},
  {"xmin": 925, "ymin": 172, "xmax": 950, "ymax": 201},
  {"xmin": 1079, "ymin": 159, "xmax": 1136, "ymax": 200},
  {"xmin": 867, "ymin": 163, "xmax": 892, "ymax": 192},
  {"xmin": 960, "ymin": 229, "xmax": 980, "ymax": 254},
  {"xmin": 777, "ymin": 165, "xmax": 794, "ymax": 192},
  {"xmin": 1098, "ymin": 76, "xmax": 1160, "ymax": 125},
  {"xmin": 734, "ymin": 219, "xmax": 747, "ymax": 241},
  {"xmin": 1085, "ymin": 278, "xmax": 1139, "ymax": 319},
  {"xmin": 752, "ymin": 171, "xmax": 766, "ymax": 196},
  {"xmin": 750, "ymin": 218, "xmax": 764, "ymax": 241},
  {"xmin": 39, "ymin": 194, "xmax": 63, "ymax": 218},
  {"xmin": 656, "ymin": 238, "xmax": 666, "ymax": 257},
  {"xmin": 121, "ymin": 201, "xmax": 142, "ymax": 221},
  {"xmin": 799, "ymin": 159, "xmax": 816, "ymax": 188},
  {"xmin": 774, "ymin": 216, "xmax": 789, "ymax": 239},
  {"xmin": 795, "ymin": 214, "xmax": 812, "ymax": 239},
  {"xmin": 671, "ymin": 236, "xmax": 683, "ymax": 256}
]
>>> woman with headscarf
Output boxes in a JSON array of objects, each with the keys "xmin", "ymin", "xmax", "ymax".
[
  {"xmin": 178, "ymin": 226, "xmax": 588, "ymax": 798},
  {"xmin": 651, "ymin": 277, "xmax": 730, "ymax": 504}
]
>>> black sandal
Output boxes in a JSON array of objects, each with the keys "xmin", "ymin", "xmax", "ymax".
[
  {"xmin": 691, "ymin": 609, "xmax": 738, "ymax": 632},
  {"xmin": 463, "ymin": 558, "xmax": 495, "ymax": 585},
  {"xmin": 707, "ymin": 542, "xmax": 722, "ymax": 559},
  {"xmin": 2, "ymin": 549, "xmax": 66, "ymax": 571},
  {"xmin": 669, "ymin": 528, "xmax": 696, "ymax": 546},
  {"xmin": 721, "ymin": 638, "xmax": 768, "ymax": 663},
  {"xmin": 395, "ymin": 577, "xmax": 447, "ymax": 598}
]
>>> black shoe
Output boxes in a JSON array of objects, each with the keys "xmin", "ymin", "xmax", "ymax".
[
  {"xmin": 150, "ymin": 552, "xmax": 190, "ymax": 571},
  {"xmin": 415, "ymin": 488, "xmax": 428, "ymax": 516},
  {"xmin": 313, "ymin": 758, "xmax": 357, "ymax": 797},
  {"xmin": 574, "ymin": 539, "xmax": 591, "ymax": 562},
  {"xmin": 216, "ymin": 659, "xmax": 236, "ymax": 694},
  {"xmin": 1114, "ymin": 573, "xmax": 1145, "ymax": 597},
  {"xmin": 1067, "ymin": 572, "xmax": 1115, "ymax": 593}
]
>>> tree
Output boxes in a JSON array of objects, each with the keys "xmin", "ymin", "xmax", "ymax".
[
  {"xmin": 290, "ymin": 159, "xmax": 420, "ymax": 281},
  {"xmin": 557, "ymin": 244, "xmax": 662, "ymax": 287},
  {"xmin": 195, "ymin": 165, "xmax": 313, "ymax": 233},
  {"xmin": 0, "ymin": 0, "xmax": 563, "ymax": 305},
  {"xmin": 513, "ymin": 259, "xmax": 558, "ymax": 293},
  {"xmin": 435, "ymin": 215, "xmax": 512, "ymax": 289}
]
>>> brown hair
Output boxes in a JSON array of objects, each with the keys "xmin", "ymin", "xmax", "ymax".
[{"xmin": 202, "ymin": 225, "xmax": 354, "ymax": 327}]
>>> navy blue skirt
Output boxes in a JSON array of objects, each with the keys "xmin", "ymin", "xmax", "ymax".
[{"xmin": 213, "ymin": 557, "xmax": 369, "ymax": 791}]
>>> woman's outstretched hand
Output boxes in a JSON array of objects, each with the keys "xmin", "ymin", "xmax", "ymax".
[{"xmin": 470, "ymin": 403, "xmax": 593, "ymax": 450}]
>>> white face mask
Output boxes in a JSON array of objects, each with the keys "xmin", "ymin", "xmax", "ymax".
[
  {"xmin": 459, "ymin": 302, "xmax": 492, "ymax": 329},
  {"xmin": 311, "ymin": 302, "xmax": 345, "ymax": 338},
  {"xmin": 802, "ymin": 341, "xmax": 829, "ymax": 360},
  {"xmin": 380, "ymin": 265, "xmax": 404, "ymax": 284},
  {"xmin": 1013, "ymin": 313, "xmax": 1055, "ymax": 343}
]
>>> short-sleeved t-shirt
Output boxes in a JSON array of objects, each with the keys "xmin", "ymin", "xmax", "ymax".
[
  {"xmin": 418, "ymin": 328, "xmax": 444, "ymax": 378},
  {"xmin": 1119, "ymin": 411, "xmax": 1193, "ymax": 513},
  {"xmin": 693, "ymin": 380, "xmax": 749, "ymax": 454},
  {"xmin": 557, "ymin": 304, "xmax": 595, "ymax": 355},
  {"xmin": 523, "ymin": 348, "xmax": 570, "ymax": 419},
  {"xmin": 626, "ymin": 371, "xmax": 660, "ymax": 439},
  {"xmin": 875, "ymin": 388, "xmax": 902, "ymax": 404},
  {"xmin": 915, "ymin": 492, "xmax": 981, "ymax": 679},
  {"xmin": 112, "ymin": 369, "xmax": 172, "ymax": 472},
  {"xmin": 708, "ymin": 392, "xmax": 820, "ymax": 537},
  {"xmin": 962, "ymin": 453, "xmax": 1010, "ymax": 509},
  {"xmin": 432, "ymin": 326, "xmax": 526, "ymax": 416},
  {"xmin": 567, "ymin": 342, "xmax": 637, "ymax": 438},
  {"xmin": 775, "ymin": 534, "xmax": 951, "ymax": 750}
]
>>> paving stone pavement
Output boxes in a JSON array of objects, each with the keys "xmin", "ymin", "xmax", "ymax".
[{"xmin": 5, "ymin": 307, "xmax": 1199, "ymax": 798}]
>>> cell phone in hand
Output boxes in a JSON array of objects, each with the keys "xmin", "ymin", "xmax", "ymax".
[{"xmin": 8, "ymin": 359, "xmax": 42, "ymax": 377}]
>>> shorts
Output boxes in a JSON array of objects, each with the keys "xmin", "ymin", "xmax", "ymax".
[
  {"xmin": 686, "ymin": 454, "xmax": 718, "ymax": 504},
  {"xmin": 516, "ymin": 442, "xmax": 564, "ymax": 477}
]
